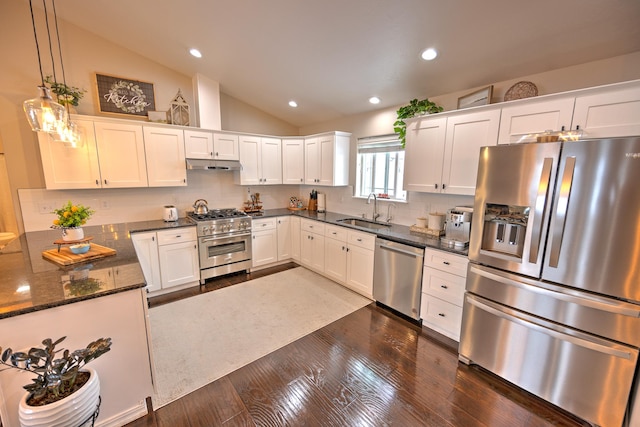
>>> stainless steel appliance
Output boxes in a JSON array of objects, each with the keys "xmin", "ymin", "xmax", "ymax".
[
  {"xmin": 459, "ymin": 137, "xmax": 640, "ymax": 427},
  {"xmin": 187, "ymin": 208, "xmax": 252, "ymax": 283},
  {"xmin": 373, "ymin": 238, "xmax": 424, "ymax": 321},
  {"xmin": 441, "ymin": 208, "xmax": 472, "ymax": 248}
]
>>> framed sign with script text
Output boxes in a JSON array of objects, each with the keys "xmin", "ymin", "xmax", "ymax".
[{"xmin": 95, "ymin": 73, "xmax": 156, "ymax": 118}]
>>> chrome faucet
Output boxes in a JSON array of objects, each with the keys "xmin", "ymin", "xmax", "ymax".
[
  {"xmin": 367, "ymin": 193, "xmax": 380, "ymax": 222},
  {"xmin": 386, "ymin": 203, "xmax": 397, "ymax": 223}
]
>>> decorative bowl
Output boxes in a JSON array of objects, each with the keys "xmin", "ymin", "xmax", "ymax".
[{"xmin": 69, "ymin": 243, "xmax": 90, "ymax": 254}]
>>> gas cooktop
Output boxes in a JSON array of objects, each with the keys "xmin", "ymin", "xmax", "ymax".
[{"xmin": 187, "ymin": 208, "xmax": 249, "ymax": 222}]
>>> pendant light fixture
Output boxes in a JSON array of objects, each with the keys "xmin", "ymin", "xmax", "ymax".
[{"xmin": 23, "ymin": 0, "xmax": 67, "ymax": 134}]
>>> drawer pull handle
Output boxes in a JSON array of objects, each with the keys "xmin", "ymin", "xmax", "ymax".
[
  {"xmin": 443, "ymin": 261, "xmax": 450, "ymax": 265},
  {"xmin": 438, "ymin": 313, "xmax": 446, "ymax": 317},
  {"xmin": 357, "ymin": 238, "xmax": 362, "ymax": 242},
  {"xmin": 440, "ymin": 285, "xmax": 448, "ymax": 289}
]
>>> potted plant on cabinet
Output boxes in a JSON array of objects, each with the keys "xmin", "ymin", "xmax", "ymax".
[
  {"xmin": 51, "ymin": 201, "xmax": 95, "ymax": 241},
  {"xmin": 0, "ymin": 336, "xmax": 111, "ymax": 427},
  {"xmin": 394, "ymin": 98, "xmax": 443, "ymax": 148},
  {"xmin": 44, "ymin": 76, "xmax": 86, "ymax": 110}
]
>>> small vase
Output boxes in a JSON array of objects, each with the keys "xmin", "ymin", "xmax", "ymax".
[
  {"xmin": 62, "ymin": 227, "xmax": 84, "ymax": 242},
  {"xmin": 18, "ymin": 368, "xmax": 101, "ymax": 427}
]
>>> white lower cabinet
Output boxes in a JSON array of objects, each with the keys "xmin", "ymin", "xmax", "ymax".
[
  {"xmin": 324, "ymin": 225, "xmax": 348, "ymax": 283},
  {"xmin": 290, "ymin": 216, "xmax": 301, "ymax": 262},
  {"xmin": 300, "ymin": 219, "xmax": 325, "ymax": 272},
  {"xmin": 252, "ymin": 217, "xmax": 278, "ymax": 268},
  {"xmin": 420, "ymin": 248, "xmax": 468, "ymax": 341},
  {"xmin": 276, "ymin": 216, "xmax": 292, "ymax": 260},
  {"xmin": 132, "ymin": 227, "xmax": 199, "ymax": 295}
]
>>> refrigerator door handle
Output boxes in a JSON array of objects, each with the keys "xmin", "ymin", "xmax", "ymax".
[
  {"xmin": 529, "ymin": 158, "xmax": 554, "ymax": 263},
  {"xmin": 549, "ymin": 157, "xmax": 576, "ymax": 267},
  {"xmin": 469, "ymin": 265, "xmax": 640, "ymax": 318},
  {"xmin": 466, "ymin": 295, "xmax": 634, "ymax": 360}
]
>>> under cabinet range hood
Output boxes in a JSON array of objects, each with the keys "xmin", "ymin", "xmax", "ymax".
[{"xmin": 186, "ymin": 159, "xmax": 242, "ymax": 171}]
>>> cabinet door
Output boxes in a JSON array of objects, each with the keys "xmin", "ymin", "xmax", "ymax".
[
  {"xmin": 572, "ymin": 85, "xmax": 640, "ymax": 138},
  {"xmin": 442, "ymin": 109, "xmax": 500, "ymax": 195},
  {"xmin": 290, "ymin": 216, "xmax": 301, "ymax": 262},
  {"xmin": 184, "ymin": 129, "xmax": 214, "ymax": 159},
  {"xmin": 143, "ymin": 126, "xmax": 187, "ymax": 187},
  {"xmin": 213, "ymin": 133, "xmax": 240, "ymax": 160},
  {"xmin": 318, "ymin": 134, "xmax": 335, "ymax": 186},
  {"xmin": 237, "ymin": 135, "xmax": 261, "ymax": 185},
  {"xmin": 346, "ymin": 244, "xmax": 374, "ymax": 297},
  {"xmin": 497, "ymin": 98, "xmax": 576, "ymax": 144},
  {"xmin": 277, "ymin": 216, "xmax": 292, "ymax": 260},
  {"xmin": 404, "ymin": 117, "xmax": 447, "ymax": 193},
  {"xmin": 324, "ymin": 237, "xmax": 347, "ymax": 283},
  {"xmin": 310, "ymin": 233, "xmax": 325, "ymax": 272},
  {"xmin": 158, "ymin": 240, "xmax": 199, "ymax": 288},
  {"xmin": 282, "ymin": 138, "xmax": 305, "ymax": 184},
  {"xmin": 252, "ymin": 229, "xmax": 278, "ymax": 267},
  {"xmin": 131, "ymin": 232, "xmax": 161, "ymax": 293},
  {"xmin": 38, "ymin": 119, "xmax": 102, "ymax": 189},
  {"xmin": 300, "ymin": 231, "xmax": 314, "ymax": 267},
  {"xmin": 94, "ymin": 121, "xmax": 148, "ymax": 187},
  {"xmin": 261, "ymin": 137, "xmax": 282, "ymax": 184},
  {"xmin": 304, "ymin": 137, "xmax": 320, "ymax": 184}
]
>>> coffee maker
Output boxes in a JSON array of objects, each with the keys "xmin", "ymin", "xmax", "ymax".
[{"xmin": 441, "ymin": 207, "xmax": 473, "ymax": 248}]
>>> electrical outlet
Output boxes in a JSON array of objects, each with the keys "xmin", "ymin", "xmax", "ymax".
[
  {"xmin": 38, "ymin": 202, "xmax": 55, "ymax": 214},
  {"xmin": 100, "ymin": 200, "xmax": 111, "ymax": 210}
]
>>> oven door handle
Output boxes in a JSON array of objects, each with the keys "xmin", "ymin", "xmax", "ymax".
[{"xmin": 200, "ymin": 234, "xmax": 250, "ymax": 243}]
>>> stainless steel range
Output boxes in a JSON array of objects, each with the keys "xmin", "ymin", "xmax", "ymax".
[{"xmin": 187, "ymin": 208, "xmax": 252, "ymax": 283}]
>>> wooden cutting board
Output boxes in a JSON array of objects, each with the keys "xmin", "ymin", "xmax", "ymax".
[{"xmin": 42, "ymin": 243, "xmax": 116, "ymax": 266}]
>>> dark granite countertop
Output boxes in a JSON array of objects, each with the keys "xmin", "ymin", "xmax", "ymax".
[
  {"xmin": 252, "ymin": 209, "xmax": 469, "ymax": 257},
  {"xmin": 0, "ymin": 219, "xmax": 195, "ymax": 319}
]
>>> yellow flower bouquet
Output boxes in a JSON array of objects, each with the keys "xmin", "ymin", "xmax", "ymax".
[{"xmin": 52, "ymin": 201, "xmax": 95, "ymax": 228}]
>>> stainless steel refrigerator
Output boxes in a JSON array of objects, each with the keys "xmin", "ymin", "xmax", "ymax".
[{"xmin": 459, "ymin": 137, "xmax": 640, "ymax": 427}]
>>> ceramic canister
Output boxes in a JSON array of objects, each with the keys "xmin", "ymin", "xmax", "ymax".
[
  {"xmin": 163, "ymin": 205, "xmax": 178, "ymax": 222},
  {"xmin": 428, "ymin": 213, "xmax": 445, "ymax": 231}
]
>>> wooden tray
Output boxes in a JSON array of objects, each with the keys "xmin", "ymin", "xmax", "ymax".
[
  {"xmin": 287, "ymin": 206, "xmax": 307, "ymax": 211},
  {"xmin": 409, "ymin": 225, "xmax": 445, "ymax": 237},
  {"xmin": 42, "ymin": 243, "xmax": 116, "ymax": 266}
]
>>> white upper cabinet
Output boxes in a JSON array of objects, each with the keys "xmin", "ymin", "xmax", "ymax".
[
  {"xmin": 213, "ymin": 133, "xmax": 240, "ymax": 160},
  {"xmin": 93, "ymin": 121, "xmax": 148, "ymax": 188},
  {"xmin": 572, "ymin": 84, "xmax": 640, "ymax": 138},
  {"xmin": 236, "ymin": 135, "xmax": 282, "ymax": 185},
  {"xmin": 38, "ymin": 119, "xmax": 102, "ymax": 189},
  {"xmin": 185, "ymin": 130, "xmax": 239, "ymax": 160},
  {"xmin": 405, "ymin": 109, "xmax": 500, "ymax": 195},
  {"xmin": 282, "ymin": 138, "xmax": 305, "ymax": 185},
  {"xmin": 304, "ymin": 132, "xmax": 350, "ymax": 186},
  {"xmin": 497, "ymin": 97, "xmax": 576, "ymax": 144},
  {"xmin": 143, "ymin": 126, "xmax": 187, "ymax": 187},
  {"xmin": 184, "ymin": 129, "xmax": 214, "ymax": 159}
]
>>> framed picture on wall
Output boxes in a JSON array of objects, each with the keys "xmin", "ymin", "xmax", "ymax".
[
  {"xmin": 457, "ymin": 85, "xmax": 493, "ymax": 109},
  {"xmin": 95, "ymin": 73, "xmax": 156, "ymax": 118}
]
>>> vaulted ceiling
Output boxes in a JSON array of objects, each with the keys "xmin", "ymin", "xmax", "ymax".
[{"xmin": 43, "ymin": 0, "xmax": 640, "ymax": 127}]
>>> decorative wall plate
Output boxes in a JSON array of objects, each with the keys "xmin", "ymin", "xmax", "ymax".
[{"xmin": 504, "ymin": 81, "xmax": 538, "ymax": 101}]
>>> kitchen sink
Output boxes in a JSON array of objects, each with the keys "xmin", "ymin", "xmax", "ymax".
[{"xmin": 336, "ymin": 218, "xmax": 391, "ymax": 229}]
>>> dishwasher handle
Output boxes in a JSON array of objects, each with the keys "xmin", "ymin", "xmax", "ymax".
[{"xmin": 377, "ymin": 241, "xmax": 424, "ymax": 258}]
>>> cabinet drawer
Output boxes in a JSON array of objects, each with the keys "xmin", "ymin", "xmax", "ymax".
[
  {"xmin": 347, "ymin": 230, "xmax": 375, "ymax": 250},
  {"xmin": 422, "ymin": 267, "xmax": 466, "ymax": 306},
  {"xmin": 420, "ymin": 294, "xmax": 463, "ymax": 340},
  {"xmin": 156, "ymin": 227, "xmax": 197, "ymax": 245},
  {"xmin": 301, "ymin": 219, "xmax": 325, "ymax": 234},
  {"xmin": 253, "ymin": 217, "xmax": 277, "ymax": 231},
  {"xmin": 325, "ymin": 224, "xmax": 347, "ymax": 241},
  {"xmin": 424, "ymin": 248, "xmax": 468, "ymax": 277}
]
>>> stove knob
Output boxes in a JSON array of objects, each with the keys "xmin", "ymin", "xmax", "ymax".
[{"xmin": 202, "ymin": 226, "xmax": 209, "ymax": 234}]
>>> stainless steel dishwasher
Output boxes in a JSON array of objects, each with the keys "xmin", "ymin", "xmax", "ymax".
[{"xmin": 373, "ymin": 238, "xmax": 424, "ymax": 321}]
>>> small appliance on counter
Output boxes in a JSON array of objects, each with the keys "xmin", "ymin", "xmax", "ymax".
[
  {"xmin": 163, "ymin": 205, "xmax": 178, "ymax": 222},
  {"xmin": 317, "ymin": 193, "xmax": 326, "ymax": 213},
  {"xmin": 440, "ymin": 207, "xmax": 473, "ymax": 248}
]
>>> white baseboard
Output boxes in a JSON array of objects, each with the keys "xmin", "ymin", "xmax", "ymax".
[{"xmin": 96, "ymin": 399, "xmax": 149, "ymax": 427}]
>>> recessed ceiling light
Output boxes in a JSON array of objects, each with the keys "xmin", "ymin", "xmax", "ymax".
[
  {"xmin": 288, "ymin": 100, "xmax": 298, "ymax": 108},
  {"xmin": 421, "ymin": 48, "xmax": 437, "ymax": 61},
  {"xmin": 189, "ymin": 48, "xmax": 202, "ymax": 58},
  {"xmin": 369, "ymin": 97, "xmax": 381, "ymax": 104}
]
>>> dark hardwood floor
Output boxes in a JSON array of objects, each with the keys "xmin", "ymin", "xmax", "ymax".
[{"xmin": 130, "ymin": 264, "xmax": 588, "ymax": 427}]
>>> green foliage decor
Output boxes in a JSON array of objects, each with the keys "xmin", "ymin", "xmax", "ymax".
[
  {"xmin": 44, "ymin": 75, "xmax": 86, "ymax": 107},
  {"xmin": 52, "ymin": 200, "xmax": 94, "ymax": 228},
  {"xmin": 0, "ymin": 337, "xmax": 112, "ymax": 404},
  {"xmin": 394, "ymin": 98, "xmax": 443, "ymax": 147}
]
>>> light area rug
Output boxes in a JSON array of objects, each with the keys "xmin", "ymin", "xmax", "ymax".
[{"xmin": 148, "ymin": 267, "xmax": 370, "ymax": 408}]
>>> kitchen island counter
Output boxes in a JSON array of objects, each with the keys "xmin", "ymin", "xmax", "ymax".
[
  {"xmin": 254, "ymin": 209, "xmax": 468, "ymax": 256},
  {"xmin": 0, "ymin": 218, "xmax": 193, "ymax": 319}
]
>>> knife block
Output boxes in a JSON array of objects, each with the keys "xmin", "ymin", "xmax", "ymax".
[{"xmin": 308, "ymin": 199, "xmax": 317, "ymax": 212}]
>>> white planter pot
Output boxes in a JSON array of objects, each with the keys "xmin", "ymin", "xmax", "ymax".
[
  {"xmin": 18, "ymin": 367, "xmax": 101, "ymax": 427},
  {"xmin": 62, "ymin": 227, "xmax": 84, "ymax": 242}
]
